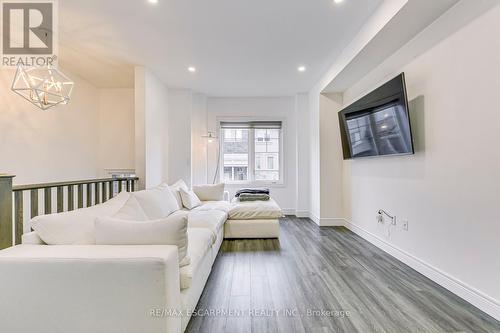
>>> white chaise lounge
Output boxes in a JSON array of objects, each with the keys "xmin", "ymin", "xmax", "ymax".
[{"xmin": 225, "ymin": 198, "xmax": 283, "ymax": 238}]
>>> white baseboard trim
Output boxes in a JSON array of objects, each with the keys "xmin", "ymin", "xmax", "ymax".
[
  {"xmin": 308, "ymin": 213, "xmax": 345, "ymax": 227},
  {"xmin": 344, "ymin": 219, "xmax": 500, "ymax": 321},
  {"xmin": 282, "ymin": 209, "xmax": 296, "ymax": 215},
  {"xmin": 319, "ymin": 218, "xmax": 345, "ymax": 227},
  {"xmin": 295, "ymin": 210, "xmax": 310, "ymax": 218},
  {"xmin": 309, "ymin": 213, "xmax": 320, "ymax": 225},
  {"xmin": 280, "ymin": 210, "xmax": 323, "ymax": 220}
]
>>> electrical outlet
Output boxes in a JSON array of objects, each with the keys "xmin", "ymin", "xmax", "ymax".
[
  {"xmin": 377, "ymin": 214, "xmax": 383, "ymax": 224},
  {"xmin": 402, "ymin": 219, "xmax": 409, "ymax": 231}
]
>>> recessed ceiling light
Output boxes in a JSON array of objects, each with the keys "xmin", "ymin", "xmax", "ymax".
[
  {"xmin": 148, "ymin": 0, "xmax": 158, "ymax": 4},
  {"xmin": 297, "ymin": 66, "xmax": 306, "ymax": 72},
  {"xmin": 188, "ymin": 66, "xmax": 196, "ymax": 73},
  {"xmin": 333, "ymin": 0, "xmax": 344, "ymax": 4}
]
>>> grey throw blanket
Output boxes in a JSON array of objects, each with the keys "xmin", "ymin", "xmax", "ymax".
[
  {"xmin": 238, "ymin": 193, "xmax": 270, "ymax": 201},
  {"xmin": 235, "ymin": 188, "xmax": 270, "ymax": 197}
]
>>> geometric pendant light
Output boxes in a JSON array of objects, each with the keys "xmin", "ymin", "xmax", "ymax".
[{"xmin": 11, "ymin": 65, "xmax": 75, "ymax": 111}]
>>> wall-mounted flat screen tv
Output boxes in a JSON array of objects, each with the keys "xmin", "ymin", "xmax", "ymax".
[{"xmin": 338, "ymin": 73, "xmax": 414, "ymax": 160}]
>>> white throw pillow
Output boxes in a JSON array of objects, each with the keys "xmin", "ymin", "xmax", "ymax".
[
  {"xmin": 132, "ymin": 184, "xmax": 179, "ymax": 220},
  {"xmin": 30, "ymin": 191, "xmax": 130, "ymax": 245},
  {"xmin": 113, "ymin": 195, "xmax": 149, "ymax": 221},
  {"xmin": 170, "ymin": 179, "xmax": 188, "ymax": 209},
  {"xmin": 179, "ymin": 187, "xmax": 202, "ymax": 210},
  {"xmin": 95, "ymin": 213, "xmax": 189, "ymax": 266},
  {"xmin": 193, "ymin": 183, "xmax": 225, "ymax": 201}
]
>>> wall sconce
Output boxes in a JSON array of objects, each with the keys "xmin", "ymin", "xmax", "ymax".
[
  {"xmin": 11, "ymin": 65, "xmax": 74, "ymax": 111},
  {"xmin": 202, "ymin": 131, "xmax": 218, "ymax": 143}
]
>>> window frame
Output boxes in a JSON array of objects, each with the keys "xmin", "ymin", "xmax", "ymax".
[{"xmin": 217, "ymin": 117, "xmax": 285, "ymax": 186}]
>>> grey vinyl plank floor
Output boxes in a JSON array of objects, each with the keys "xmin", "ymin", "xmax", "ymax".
[{"xmin": 185, "ymin": 216, "xmax": 500, "ymax": 333}]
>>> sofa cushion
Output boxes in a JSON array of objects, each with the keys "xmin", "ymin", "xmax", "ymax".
[
  {"xmin": 224, "ymin": 219, "xmax": 280, "ymax": 239},
  {"xmin": 192, "ymin": 201, "xmax": 231, "ymax": 213},
  {"xmin": 187, "ymin": 210, "xmax": 227, "ymax": 244},
  {"xmin": 170, "ymin": 179, "xmax": 188, "ymax": 209},
  {"xmin": 180, "ymin": 228, "xmax": 213, "ymax": 290},
  {"xmin": 132, "ymin": 184, "xmax": 179, "ymax": 220},
  {"xmin": 95, "ymin": 214, "xmax": 189, "ymax": 266},
  {"xmin": 192, "ymin": 183, "xmax": 225, "ymax": 201},
  {"xmin": 0, "ymin": 244, "xmax": 181, "ymax": 333},
  {"xmin": 179, "ymin": 188, "xmax": 202, "ymax": 210},
  {"xmin": 21, "ymin": 232, "xmax": 45, "ymax": 245},
  {"xmin": 30, "ymin": 191, "xmax": 130, "ymax": 245},
  {"xmin": 228, "ymin": 198, "xmax": 283, "ymax": 220},
  {"xmin": 113, "ymin": 195, "xmax": 149, "ymax": 221}
]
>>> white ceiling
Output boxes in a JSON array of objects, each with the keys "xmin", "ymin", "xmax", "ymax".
[{"xmin": 58, "ymin": 0, "xmax": 383, "ymax": 95}]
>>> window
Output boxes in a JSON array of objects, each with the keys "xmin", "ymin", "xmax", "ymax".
[
  {"xmin": 220, "ymin": 121, "xmax": 283, "ymax": 184},
  {"xmin": 224, "ymin": 129, "xmax": 243, "ymax": 142},
  {"xmin": 267, "ymin": 156, "xmax": 274, "ymax": 169},
  {"xmin": 222, "ymin": 128, "xmax": 249, "ymax": 182}
]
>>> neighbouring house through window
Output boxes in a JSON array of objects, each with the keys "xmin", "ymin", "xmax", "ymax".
[{"xmin": 220, "ymin": 121, "xmax": 283, "ymax": 184}]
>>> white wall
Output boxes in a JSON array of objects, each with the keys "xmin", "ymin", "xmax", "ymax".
[
  {"xmin": 134, "ymin": 67, "xmax": 147, "ymax": 189},
  {"xmin": 341, "ymin": 6, "xmax": 500, "ymax": 318},
  {"xmin": 308, "ymin": 92, "xmax": 344, "ymax": 225},
  {"xmin": 98, "ymin": 88, "xmax": 135, "ymax": 176},
  {"xmin": 0, "ymin": 68, "xmax": 101, "ymax": 185},
  {"xmin": 206, "ymin": 97, "xmax": 298, "ymax": 213},
  {"xmin": 167, "ymin": 89, "xmax": 193, "ymax": 186},
  {"xmin": 134, "ymin": 67, "xmax": 169, "ymax": 189},
  {"xmin": 308, "ymin": 93, "xmax": 321, "ymax": 220},
  {"xmin": 294, "ymin": 93, "xmax": 310, "ymax": 217},
  {"xmin": 163, "ymin": 93, "xmax": 311, "ymax": 215},
  {"xmin": 191, "ymin": 93, "xmax": 208, "ymax": 186},
  {"xmin": 319, "ymin": 93, "xmax": 343, "ymax": 224},
  {"xmin": 307, "ymin": 0, "xmax": 408, "ymax": 224}
]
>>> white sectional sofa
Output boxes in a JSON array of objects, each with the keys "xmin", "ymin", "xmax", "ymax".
[{"xmin": 0, "ymin": 180, "xmax": 282, "ymax": 333}]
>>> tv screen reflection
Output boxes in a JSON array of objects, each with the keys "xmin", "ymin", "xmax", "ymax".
[{"xmin": 345, "ymin": 102, "xmax": 412, "ymax": 158}]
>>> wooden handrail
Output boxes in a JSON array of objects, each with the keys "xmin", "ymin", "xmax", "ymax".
[{"xmin": 12, "ymin": 176, "xmax": 139, "ymax": 191}]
